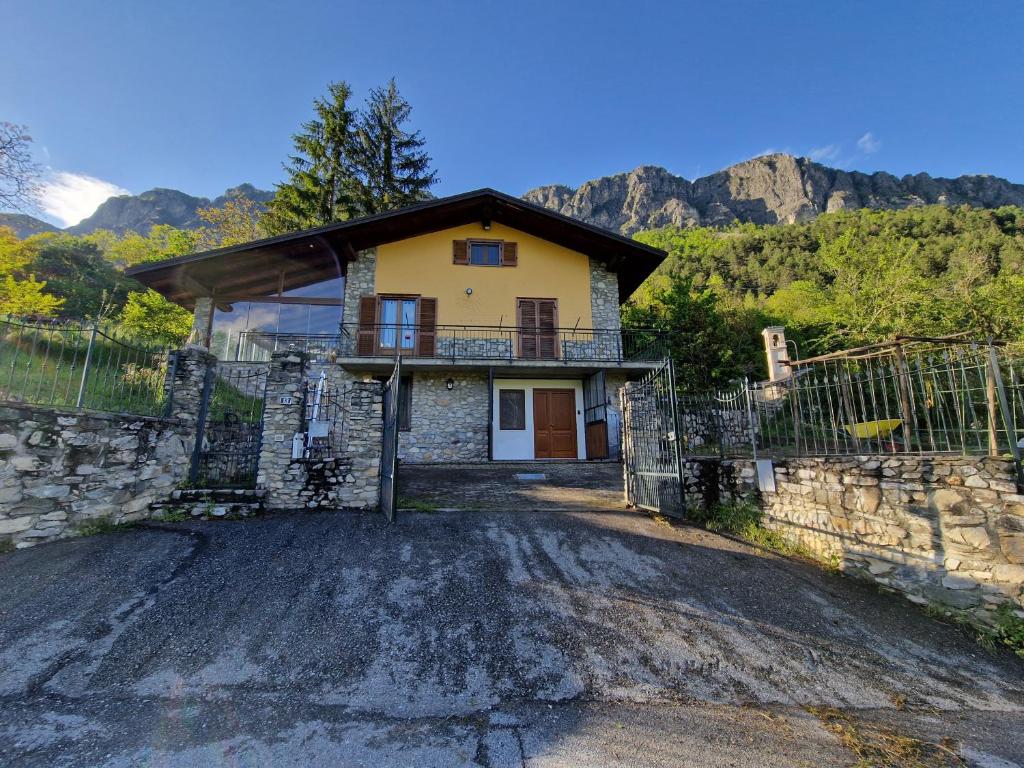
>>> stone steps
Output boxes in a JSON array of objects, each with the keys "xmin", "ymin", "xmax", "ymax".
[{"xmin": 151, "ymin": 488, "xmax": 266, "ymax": 520}]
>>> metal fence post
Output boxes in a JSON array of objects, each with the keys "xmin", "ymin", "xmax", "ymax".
[
  {"xmin": 987, "ymin": 339, "xmax": 1024, "ymax": 489},
  {"xmin": 744, "ymin": 377, "xmax": 758, "ymax": 461},
  {"xmin": 667, "ymin": 358, "xmax": 687, "ymax": 517},
  {"xmin": 75, "ymin": 323, "xmax": 99, "ymax": 408}
]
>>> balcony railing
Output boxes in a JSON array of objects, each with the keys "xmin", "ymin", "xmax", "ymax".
[{"xmin": 222, "ymin": 325, "xmax": 666, "ymax": 364}]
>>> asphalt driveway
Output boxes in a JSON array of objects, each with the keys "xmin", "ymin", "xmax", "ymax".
[{"xmin": 1, "ymin": 507, "xmax": 1023, "ymax": 767}]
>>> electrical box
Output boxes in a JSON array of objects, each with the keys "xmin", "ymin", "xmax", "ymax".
[{"xmin": 292, "ymin": 433, "xmax": 305, "ymax": 459}]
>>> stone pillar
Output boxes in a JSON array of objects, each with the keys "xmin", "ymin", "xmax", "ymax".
[
  {"xmin": 339, "ymin": 381, "xmax": 384, "ymax": 508},
  {"xmin": 163, "ymin": 345, "xmax": 216, "ymax": 426},
  {"xmin": 258, "ymin": 350, "xmax": 308, "ymax": 508},
  {"xmin": 190, "ymin": 296, "xmax": 214, "ymax": 349}
]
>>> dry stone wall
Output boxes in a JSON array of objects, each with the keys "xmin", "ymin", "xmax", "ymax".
[
  {"xmin": 680, "ymin": 455, "xmax": 1024, "ymax": 627},
  {"xmin": 258, "ymin": 351, "xmax": 383, "ymax": 510},
  {"xmin": 0, "ymin": 406, "xmax": 191, "ymax": 549}
]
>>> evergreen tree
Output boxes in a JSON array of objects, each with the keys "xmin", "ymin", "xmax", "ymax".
[
  {"xmin": 262, "ymin": 81, "xmax": 360, "ymax": 234},
  {"xmin": 352, "ymin": 79, "xmax": 437, "ymax": 214}
]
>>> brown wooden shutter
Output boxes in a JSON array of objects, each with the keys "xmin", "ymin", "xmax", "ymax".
[
  {"xmin": 501, "ymin": 241, "xmax": 517, "ymax": 266},
  {"xmin": 452, "ymin": 240, "xmax": 469, "ymax": 265},
  {"xmin": 517, "ymin": 299, "xmax": 537, "ymax": 359},
  {"xmin": 416, "ymin": 297, "xmax": 437, "ymax": 357},
  {"xmin": 538, "ymin": 300, "xmax": 557, "ymax": 359},
  {"xmin": 356, "ymin": 296, "xmax": 377, "ymax": 356}
]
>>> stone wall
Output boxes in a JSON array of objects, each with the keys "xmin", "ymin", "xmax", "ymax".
[
  {"xmin": 0, "ymin": 346, "xmax": 214, "ymax": 549},
  {"xmin": 342, "ymin": 248, "xmax": 376, "ymax": 330},
  {"xmin": 680, "ymin": 454, "xmax": 1024, "ymax": 627},
  {"xmin": 0, "ymin": 406, "xmax": 191, "ymax": 549},
  {"xmin": 589, "ymin": 257, "xmax": 620, "ymax": 331},
  {"xmin": 400, "ymin": 372, "xmax": 490, "ymax": 463},
  {"xmin": 257, "ymin": 351, "xmax": 383, "ymax": 510}
]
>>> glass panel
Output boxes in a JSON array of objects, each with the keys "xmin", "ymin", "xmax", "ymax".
[
  {"xmin": 399, "ymin": 300, "xmax": 417, "ymax": 350},
  {"xmin": 379, "ymin": 299, "xmax": 398, "ymax": 348},
  {"xmin": 470, "ymin": 242, "xmax": 500, "ymax": 266},
  {"xmin": 280, "ymin": 276, "xmax": 344, "ymax": 298},
  {"xmin": 278, "ymin": 304, "xmax": 311, "ymax": 335},
  {"xmin": 499, "ymin": 390, "xmax": 526, "ymax": 430},
  {"xmin": 308, "ymin": 304, "xmax": 342, "ymax": 335}
]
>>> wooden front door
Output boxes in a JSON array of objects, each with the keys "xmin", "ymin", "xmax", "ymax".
[{"xmin": 534, "ymin": 389, "xmax": 578, "ymax": 459}]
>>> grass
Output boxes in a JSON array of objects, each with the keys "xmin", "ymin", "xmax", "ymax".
[
  {"xmin": 156, "ymin": 508, "xmax": 191, "ymax": 523},
  {"xmin": 690, "ymin": 497, "xmax": 831, "ymax": 566},
  {"xmin": 0, "ymin": 539, "xmax": 15, "ymax": 554},
  {"xmin": 73, "ymin": 515, "xmax": 122, "ymax": 537},
  {"xmin": 0, "ymin": 328, "xmax": 168, "ymax": 416},
  {"xmin": 808, "ymin": 707, "xmax": 964, "ymax": 768},
  {"xmin": 922, "ymin": 601, "xmax": 1024, "ymax": 658},
  {"xmin": 397, "ymin": 496, "xmax": 440, "ymax": 513}
]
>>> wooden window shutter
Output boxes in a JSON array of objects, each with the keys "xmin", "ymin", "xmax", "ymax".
[
  {"xmin": 538, "ymin": 300, "xmax": 558, "ymax": 359},
  {"xmin": 501, "ymin": 241, "xmax": 518, "ymax": 266},
  {"xmin": 356, "ymin": 296, "xmax": 377, "ymax": 356},
  {"xmin": 452, "ymin": 240, "xmax": 469, "ymax": 265},
  {"xmin": 517, "ymin": 299, "xmax": 538, "ymax": 359},
  {"xmin": 416, "ymin": 297, "xmax": 437, "ymax": 357}
]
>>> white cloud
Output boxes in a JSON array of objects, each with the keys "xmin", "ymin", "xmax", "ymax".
[
  {"xmin": 808, "ymin": 144, "xmax": 841, "ymax": 162},
  {"xmin": 856, "ymin": 132, "xmax": 881, "ymax": 154},
  {"xmin": 38, "ymin": 171, "xmax": 130, "ymax": 227}
]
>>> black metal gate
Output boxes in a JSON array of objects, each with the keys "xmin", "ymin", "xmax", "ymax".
[
  {"xmin": 191, "ymin": 364, "xmax": 268, "ymax": 488},
  {"xmin": 621, "ymin": 359, "xmax": 686, "ymax": 517},
  {"xmin": 379, "ymin": 356, "xmax": 402, "ymax": 522}
]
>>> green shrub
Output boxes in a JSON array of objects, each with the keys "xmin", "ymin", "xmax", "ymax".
[{"xmin": 993, "ymin": 602, "xmax": 1024, "ymax": 657}]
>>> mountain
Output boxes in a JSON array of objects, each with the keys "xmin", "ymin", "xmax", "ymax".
[
  {"xmin": 524, "ymin": 154, "xmax": 1024, "ymax": 235},
  {"xmin": 0, "ymin": 213, "xmax": 60, "ymax": 238},
  {"xmin": 64, "ymin": 183, "xmax": 274, "ymax": 236}
]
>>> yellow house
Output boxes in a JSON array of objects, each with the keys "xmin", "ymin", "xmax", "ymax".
[{"xmin": 128, "ymin": 189, "xmax": 666, "ymax": 462}]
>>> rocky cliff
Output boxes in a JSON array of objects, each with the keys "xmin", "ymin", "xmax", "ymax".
[
  {"xmin": 64, "ymin": 183, "xmax": 274, "ymax": 236},
  {"xmin": 0, "ymin": 213, "xmax": 59, "ymax": 239},
  {"xmin": 524, "ymin": 154, "xmax": 1024, "ymax": 234}
]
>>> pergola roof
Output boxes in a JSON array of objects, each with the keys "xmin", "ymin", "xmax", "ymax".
[{"xmin": 125, "ymin": 188, "xmax": 667, "ymax": 309}]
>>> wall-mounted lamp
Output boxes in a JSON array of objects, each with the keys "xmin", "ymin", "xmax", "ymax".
[
  {"xmin": 465, "ymin": 287, "xmax": 473, "ymax": 296},
  {"xmin": 481, "ymin": 218, "xmax": 491, "ymax": 231},
  {"xmin": 446, "ymin": 378, "xmax": 455, "ymax": 391}
]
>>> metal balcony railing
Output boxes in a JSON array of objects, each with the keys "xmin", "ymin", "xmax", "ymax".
[{"xmin": 222, "ymin": 325, "xmax": 667, "ymax": 364}]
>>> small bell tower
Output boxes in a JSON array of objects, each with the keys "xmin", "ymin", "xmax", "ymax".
[{"xmin": 762, "ymin": 326, "xmax": 791, "ymax": 382}]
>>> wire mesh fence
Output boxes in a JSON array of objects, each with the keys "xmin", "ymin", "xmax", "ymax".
[
  {"xmin": 678, "ymin": 338, "xmax": 1024, "ymax": 478},
  {"xmin": 0, "ymin": 316, "xmax": 171, "ymax": 416}
]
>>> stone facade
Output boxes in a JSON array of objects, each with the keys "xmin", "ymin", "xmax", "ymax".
[
  {"xmin": 342, "ymin": 248, "xmax": 377, "ymax": 333},
  {"xmin": 589, "ymin": 257, "xmax": 621, "ymax": 331},
  {"xmin": 679, "ymin": 454, "xmax": 1024, "ymax": 628},
  {"xmin": 257, "ymin": 351, "xmax": 383, "ymax": 510},
  {"xmin": 400, "ymin": 372, "xmax": 489, "ymax": 463},
  {"xmin": 0, "ymin": 405, "xmax": 192, "ymax": 549},
  {"xmin": 190, "ymin": 297, "xmax": 214, "ymax": 347}
]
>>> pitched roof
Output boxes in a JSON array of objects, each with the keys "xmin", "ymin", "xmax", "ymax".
[{"xmin": 125, "ymin": 188, "xmax": 666, "ymax": 308}]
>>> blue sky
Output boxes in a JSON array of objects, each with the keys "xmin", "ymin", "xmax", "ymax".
[{"xmin": 3, "ymin": 0, "xmax": 1023, "ymax": 226}]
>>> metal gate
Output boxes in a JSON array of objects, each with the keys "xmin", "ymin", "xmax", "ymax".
[
  {"xmin": 379, "ymin": 356, "xmax": 402, "ymax": 522},
  {"xmin": 621, "ymin": 359, "xmax": 686, "ymax": 517},
  {"xmin": 191, "ymin": 364, "xmax": 268, "ymax": 488}
]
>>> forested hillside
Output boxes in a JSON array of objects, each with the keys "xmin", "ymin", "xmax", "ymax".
[{"xmin": 626, "ymin": 205, "xmax": 1024, "ymax": 389}]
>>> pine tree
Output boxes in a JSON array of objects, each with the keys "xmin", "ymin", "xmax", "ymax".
[
  {"xmin": 352, "ymin": 79, "xmax": 437, "ymax": 215},
  {"xmin": 262, "ymin": 81, "xmax": 360, "ymax": 235}
]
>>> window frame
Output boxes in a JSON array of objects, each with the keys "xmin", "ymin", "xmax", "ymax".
[
  {"xmin": 376, "ymin": 294, "xmax": 421, "ymax": 353},
  {"xmin": 467, "ymin": 239, "xmax": 503, "ymax": 267},
  {"xmin": 498, "ymin": 389, "xmax": 527, "ymax": 431}
]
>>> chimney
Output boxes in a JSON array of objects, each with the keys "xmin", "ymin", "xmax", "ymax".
[{"xmin": 762, "ymin": 326, "xmax": 791, "ymax": 382}]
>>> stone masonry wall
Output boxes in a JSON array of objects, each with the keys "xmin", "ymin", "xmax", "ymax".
[
  {"xmin": 679, "ymin": 455, "xmax": 1024, "ymax": 627},
  {"xmin": 0, "ymin": 407, "xmax": 191, "ymax": 549},
  {"xmin": 589, "ymin": 257, "xmax": 620, "ymax": 332},
  {"xmin": 258, "ymin": 351, "xmax": 383, "ymax": 510},
  {"xmin": 342, "ymin": 248, "xmax": 376, "ymax": 330},
  {"xmin": 399, "ymin": 372, "xmax": 489, "ymax": 463},
  {"xmin": 0, "ymin": 345, "xmax": 213, "ymax": 549}
]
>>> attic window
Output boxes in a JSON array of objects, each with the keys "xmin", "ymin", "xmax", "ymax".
[{"xmin": 469, "ymin": 241, "xmax": 502, "ymax": 266}]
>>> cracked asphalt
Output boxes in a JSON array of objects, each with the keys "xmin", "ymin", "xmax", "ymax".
[{"xmin": 2, "ymin": 507, "xmax": 1024, "ymax": 766}]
